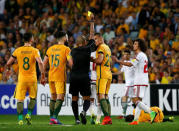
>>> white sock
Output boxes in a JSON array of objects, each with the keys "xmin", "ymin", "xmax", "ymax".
[
  {"xmin": 134, "ymin": 105, "xmax": 141, "ymax": 120},
  {"xmin": 137, "ymin": 101, "xmax": 151, "ymax": 114},
  {"xmin": 96, "ymin": 104, "xmax": 102, "ymax": 122},
  {"xmin": 121, "ymin": 102, "xmax": 128, "ymax": 116},
  {"xmin": 89, "ymin": 102, "xmax": 95, "ymax": 116}
]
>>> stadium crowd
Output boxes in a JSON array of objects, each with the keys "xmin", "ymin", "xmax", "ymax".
[{"xmin": 0, "ymin": 0, "xmax": 179, "ymax": 84}]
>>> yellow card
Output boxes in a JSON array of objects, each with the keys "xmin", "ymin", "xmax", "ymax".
[{"xmin": 88, "ymin": 11, "xmax": 92, "ymax": 17}]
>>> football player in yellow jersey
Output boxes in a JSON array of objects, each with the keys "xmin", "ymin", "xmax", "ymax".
[
  {"xmin": 43, "ymin": 31, "xmax": 73, "ymax": 125},
  {"xmin": 6, "ymin": 33, "xmax": 45, "ymax": 125},
  {"xmin": 125, "ymin": 106, "xmax": 174, "ymax": 123},
  {"xmin": 91, "ymin": 33, "xmax": 112, "ymax": 125}
]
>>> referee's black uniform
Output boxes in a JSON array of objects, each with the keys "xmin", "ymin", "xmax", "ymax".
[
  {"xmin": 69, "ymin": 39, "xmax": 96, "ymax": 124},
  {"xmin": 69, "ymin": 39, "xmax": 96, "ymax": 96}
]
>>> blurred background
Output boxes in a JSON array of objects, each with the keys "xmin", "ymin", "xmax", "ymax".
[{"xmin": 0, "ymin": 0, "xmax": 178, "ymax": 84}]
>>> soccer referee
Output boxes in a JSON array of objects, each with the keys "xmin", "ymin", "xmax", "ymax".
[{"xmin": 69, "ymin": 13, "xmax": 96, "ymax": 125}]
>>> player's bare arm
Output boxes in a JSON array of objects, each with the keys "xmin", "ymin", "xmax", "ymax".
[
  {"xmin": 43, "ymin": 55, "xmax": 49, "ymax": 71},
  {"xmin": 36, "ymin": 56, "xmax": 45, "ymax": 85},
  {"xmin": 118, "ymin": 60, "xmax": 133, "ymax": 67},
  {"xmin": 112, "ymin": 71, "xmax": 122, "ymax": 75},
  {"xmin": 89, "ymin": 12, "xmax": 95, "ymax": 40},
  {"xmin": 6, "ymin": 56, "xmax": 16, "ymax": 68},
  {"xmin": 67, "ymin": 57, "xmax": 73, "ymax": 69},
  {"xmin": 113, "ymin": 56, "xmax": 133, "ymax": 67},
  {"xmin": 92, "ymin": 53, "xmax": 104, "ymax": 64}
]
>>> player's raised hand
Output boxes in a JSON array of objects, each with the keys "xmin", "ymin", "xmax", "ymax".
[{"xmin": 88, "ymin": 11, "xmax": 94, "ymax": 21}]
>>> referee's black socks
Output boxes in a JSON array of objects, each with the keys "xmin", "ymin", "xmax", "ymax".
[
  {"xmin": 72, "ymin": 101, "xmax": 79, "ymax": 120},
  {"xmin": 83, "ymin": 100, "xmax": 90, "ymax": 113}
]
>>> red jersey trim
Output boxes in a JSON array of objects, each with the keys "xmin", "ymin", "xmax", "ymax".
[{"xmin": 134, "ymin": 85, "xmax": 148, "ymax": 87}]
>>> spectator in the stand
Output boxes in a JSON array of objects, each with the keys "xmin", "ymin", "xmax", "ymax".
[
  {"xmin": 95, "ymin": 18, "xmax": 103, "ymax": 33},
  {"xmin": 138, "ymin": 4, "xmax": 150, "ymax": 27},
  {"xmin": 73, "ymin": 26, "xmax": 82, "ymax": 41},
  {"xmin": 161, "ymin": 70, "xmax": 173, "ymax": 84},
  {"xmin": 116, "ymin": 18, "xmax": 129, "ymax": 35},
  {"xmin": 0, "ymin": 0, "xmax": 6, "ymax": 20},
  {"xmin": 103, "ymin": 25, "xmax": 115, "ymax": 43},
  {"xmin": 150, "ymin": 34, "xmax": 160, "ymax": 50},
  {"xmin": 0, "ymin": 43, "xmax": 7, "ymax": 56},
  {"xmin": 151, "ymin": 6, "xmax": 166, "ymax": 26},
  {"xmin": 171, "ymin": 73, "xmax": 179, "ymax": 83}
]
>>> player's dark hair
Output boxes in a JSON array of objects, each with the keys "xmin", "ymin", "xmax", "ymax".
[
  {"xmin": 134, "ymin": 39, "xmax": 147, "ymax": 52},
  {"xmin": 124, "ymin": 49, "xmax": 131, "ymax": 54},
  {"xmin": 24, "ymin": 33, "xmax": 33, "ymax": 42},
  {"xmin": 125, "ymin": 115, "xmax": 134, "ymax": 122},
  {"xmin": 54, "ymin": 31, "xmax": 67, "ymax": 40},
  {"xmin": 94, "ymin": 33, "xmax": 102, "ymax": 37}
]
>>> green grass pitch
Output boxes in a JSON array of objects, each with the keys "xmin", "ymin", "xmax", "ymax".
[{"xmin": 0, "ymin": 115, "xmax": 179, "ymax": 131}]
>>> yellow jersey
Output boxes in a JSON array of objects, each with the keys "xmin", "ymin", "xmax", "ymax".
[
  {"xmin": 96, "ymin": 43, "xmax": 112, "ymax": 79},
  {"xmin": 12, "ymin": 46, "xmax": 40, "ymax": 82},
  {"xmin": 134, "ymin": 106, "xmax": 164, "ymax": 123},
  {"xmin": 46, "ymin": 44, "xmax": 70, "ymax": 82}
]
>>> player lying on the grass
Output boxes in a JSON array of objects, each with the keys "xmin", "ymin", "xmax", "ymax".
[
  {"xmin": 91, "ymin": 33, "xmax": 112, "ymax": 125},
  {"xmin": 89, "ymin": 51, "xmax": 102, "ymax": 125},
  {"xmin": 113, "ymin": 49, "xmax": 134, "ymax": 117},
  {"xmin": 6, "ymin": 33, "xmax": 45, "ymax": 125},
  {"xmin": 113, "ymin": 39, "xmax": 157, "ymax": 125},
  {"xmin": 125, "ymin": 106, "xmax": 174, "ymax": 123},
  {"xmin": 69, "ymin": 12, "xmax": 97, "ymax": 125},
  {"xmin": 43, "ymin": 31, "xmax": 73, "ymax": 125}
]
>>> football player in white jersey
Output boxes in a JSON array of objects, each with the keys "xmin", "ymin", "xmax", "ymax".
[
  {"xmin": 113, "ymin": 39, "xmax": 157, "ymax": 125},
  {"xmin": 89, "ymin": 52, "xmax": 102, "ymax": 124},
  {"xmin": 119, "ymin": 50, "xmax": 135, "ymax": 117},
  {"xmin": 113, "ymin": 49, "xmax": 134, "ymax": 117}
]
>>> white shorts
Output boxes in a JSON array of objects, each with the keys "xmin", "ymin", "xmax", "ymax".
[
  {"xmin": 90, "ymin": 84, "xmax": 96, "ymax": 99},
  {"xmin": 132, "ymin": 85, "xmax": 148, "ymax": 98},
  {"xmin": 124, "ymin": 86, "xmax": 134, "ymax": 97}
]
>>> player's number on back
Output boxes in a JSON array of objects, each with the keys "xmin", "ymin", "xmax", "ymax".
[
  {"xmin": 23, "ymin": 57, "xmax": 30, "ymax": 70},
  {"xmin": 104, "ymin": 54, "xmax": 110, "ymax": 67},
  {"xmin": 144, "ymin": 60, "xmax": 148, "ymax": 73},
  {"xmin": 51, "ymin": 54, "xmax": 60, "ymax": 67}
]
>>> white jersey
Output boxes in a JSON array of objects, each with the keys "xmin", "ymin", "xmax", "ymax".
[
  {"xmin": 131, "ymin": 52, "xmax": 149, "ymax": 85},
  {"xmin": 121, "ymin": 60, "xmax": 134, "ymax": 87},
  {"xmin": 90, "ymin": 52, "xmax": 97, "ymax": 83}
]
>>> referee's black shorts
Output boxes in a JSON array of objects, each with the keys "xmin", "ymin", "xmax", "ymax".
[{"xmin": 69, "ymin": 78, "xmax": 91, "ymax": 96}]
